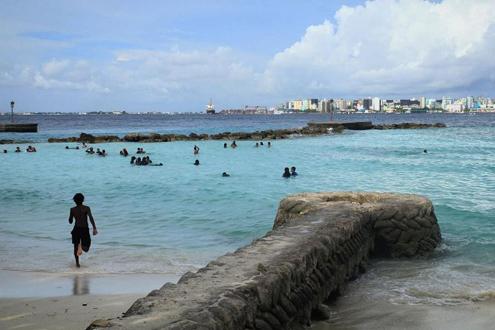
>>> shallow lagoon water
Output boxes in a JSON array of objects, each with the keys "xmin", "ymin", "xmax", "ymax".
[{"xmin": 0, "ymin": 114, "xmax": 494, "ymax": 306}]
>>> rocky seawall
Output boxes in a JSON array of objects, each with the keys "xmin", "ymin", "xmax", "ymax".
[
  {"xmin": 45, "ymin": 122, "xmax": 445, "ymax": 144},
  {"xmin": 88, "ymin": 192, "xmax": 441, "ymax": 330}
]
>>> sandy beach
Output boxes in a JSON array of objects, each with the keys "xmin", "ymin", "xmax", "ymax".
[
  {"xmin": 0, "ymin": 270, "xmax": 179, "ymax": 330},
  {"xmin": 2, "ymin": 274, "xmax": 494, "ymax": 330},
  {"xmin": 0, "ymin": 294, "xmax": 140, "ymax": 330}
]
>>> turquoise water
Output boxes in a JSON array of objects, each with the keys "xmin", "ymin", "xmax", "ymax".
[{"xmin": 1, "ymin": 120, "xmax": 494, "ymax": 304}]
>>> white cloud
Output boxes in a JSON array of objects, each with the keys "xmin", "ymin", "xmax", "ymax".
[
  {"xmin": 263, "ymin": 0, "xmax": 495, "ymax": 98},
  {"xmin": 1, "ymin": 47, "xmax": 259, "ymax": 101}
]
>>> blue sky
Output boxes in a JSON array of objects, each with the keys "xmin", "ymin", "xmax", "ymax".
[{"xmin": 1, "ymin": 0, "xmax": 494, "ymax": 112}]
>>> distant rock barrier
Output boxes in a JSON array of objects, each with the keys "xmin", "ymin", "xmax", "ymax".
[
  {"xmin": 373, "ymin": 122, "xmax": 446, "ymax": 130},
  {"xmin": 88, "ymin": 192, "xmax": 441, "ymax": 330},
  {"xmin": 47, "ymin": 122, "xmax": 445, "ymax": 144}
]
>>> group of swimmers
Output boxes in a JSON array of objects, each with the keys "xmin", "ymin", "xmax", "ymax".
[
  {"xmin": 85, "ymin": 147, "xmax": 107, "ymax": 156},
  {"xmin": 130, "ymin": 155, "xmax": 162, "ymax": 166},
  {"xmin": 283, "ymin": 166, "xmax": 298, "ymax": 178},
  {"xmin": 136, "ymin": 147, "xmax": 146, "ymax": 154},
  {"xmin": 3, "ymin": 146, "xmax": 37, "ymax": 153},
  {"xmin": 255, "ymin": 141, "xmax": 271, "ymax": 148},
  {"xmin": 119, "ymin": 148, "xmax": 129, "ymax": 156}
]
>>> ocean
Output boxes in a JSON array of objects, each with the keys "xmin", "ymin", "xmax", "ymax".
[{"xmin": 0, "ymin": 113, "xmax": 494, "ymax": 310}]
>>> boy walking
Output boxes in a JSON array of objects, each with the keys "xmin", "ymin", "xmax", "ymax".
[{"xmin": 68, "ymin": 193, "xmax": 98, "ymax": 267}]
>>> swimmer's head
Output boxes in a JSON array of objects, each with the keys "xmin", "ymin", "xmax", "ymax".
[{"xmin": 73, "ymin": 193, "xmax": 85, "ymax": 205}]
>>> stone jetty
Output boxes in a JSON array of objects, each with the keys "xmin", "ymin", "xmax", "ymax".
[
  {"xmin": 88, "ymin": 192, "xmax": 441, "ymax": 330},
  {"xmin": 46, "ymin": 122, "xmax": 445, "ymax": 144},
  {"xmin": 0, "ymin": 123, "xmax": 38, "ymax": 132}
]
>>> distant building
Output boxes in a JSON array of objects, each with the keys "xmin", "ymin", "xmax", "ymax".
[
  {"xmin": 420, "ymin": 96, "xmax": 426, "ymax": 109},
  {"xmin": 467, "ymin": 96, "xmax": 474, "ymax": 109},
  {"xmin": 220, "ymin": 105, "xmax": 271, "ymax": 115},
  {"xmin": 372, "ymin": 97, "xmax": 381, "ymax": 111},
  {"xmin": 445, "ymin": 103, "xmax": 464, "ymax": 112},
  {"xmin": 363, "ymin": 98, "xmax": 372, "ymax": 110},
  {"xmin": 293, "ymin": 100, "xmax": 303, "ymax": 111},
  {"xmin": 334, "ymin": 99, "xmax": 346, "ymax": 110},
  {"xmin": 441, "ymin": 97, "xmax": 452, "ymax": 110},
  {"xmin": 318, "ymin": 99, "xmax": 333, "ymax": 113}
]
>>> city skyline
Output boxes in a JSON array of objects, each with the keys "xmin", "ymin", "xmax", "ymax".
[{"xmin": 1, "ymin": 0, "xmax": 495, "ymax": 113}]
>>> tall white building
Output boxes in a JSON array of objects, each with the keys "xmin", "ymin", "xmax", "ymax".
[
  {"xmin": 372, "ymin": 97, "xmax": 381, "ymax": 111},
  {"xmin": 442, "ymin": 97, "xmax": 452, "ymax": 110},
  {"xmin": 420, "ymin": 96, "xmax": 426, "ymax": 108},
  {"xmin": 318, "ymin": 99, "xmax": 333, "ymax": 113},
  {"xmin": 467, "ymin": 96, "xmax": 474, "ymax": 110}
]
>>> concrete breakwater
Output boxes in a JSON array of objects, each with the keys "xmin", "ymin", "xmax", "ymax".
[
  {"xmin": 47, "ymin": 122, "xmax": 445, "ymax": 144},
  {"xmin": 88, "ymin": 192, "xmax": 441, "ymax": 330},
  {"xmin": 0, "ymin": 123, "xmax": 38, "ymax": 133}
]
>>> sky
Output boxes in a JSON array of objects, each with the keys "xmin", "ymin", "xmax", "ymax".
[{"xmin": 1, "ymin": 0, "xmax": 495, "ymax": 113}]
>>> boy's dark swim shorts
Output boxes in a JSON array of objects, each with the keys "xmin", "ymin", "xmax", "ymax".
[{"xmin": 71, "ymin": 226, "xmax": 91, "ymax": 250}]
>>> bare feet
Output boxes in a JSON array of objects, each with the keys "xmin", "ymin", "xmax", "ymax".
[{"xmin": 77, "ymin": 243, "xmax": 83, "ymax": 256}]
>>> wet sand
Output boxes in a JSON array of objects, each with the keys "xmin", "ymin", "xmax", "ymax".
[
  {"xmin": 0, "ymin": 294, "xmax": 140, "ymax": 330},
  {"xmin": 312, "ymin": 295, "xmax": 495, "ymax": 330},
  {"xmin": 0, "ymin": 270, "xmax": 179, "ymax": 330}
]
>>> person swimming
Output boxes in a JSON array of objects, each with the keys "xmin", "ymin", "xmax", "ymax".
[
  {"xmin": 231, "ymin": 141, "xmax": 237, "ymax": 148},
  {"xmin": 15, "ymin": 147, "xmax": 21, "ymax": 153},
  {"xmin": 3, "ymin": 149, "xmax": 6, "ymax": 153},
  {"xmin": 291, "ymin": 166, "xmax": 298, "ymax": 176},
  {"xmin": 26, "ymin": 145, "xmax": 37, "ymax": 152},
  {"xmin": 268, "ymin": 141, "xmax": 271, "ymax": 148},
  {"xmin": 222, "ymin": 172, "xmax": 230, "ymax": 177},
  {"xmin": 283, "ymin": 167, "xmax": 291, "ymax": 178},
  {"xmin": 224, "ymin": 143, "xmax": 228, "ymax": 148},
  {"xmin": 130, "ymin": 156, "xmax": 136, "ymax": 164},
  {"xmin": 193, "ymin": 145, "xmax": 200, "ymax": 155},
  {"xmin": 424, "ymin": 149, "xmax": 428, "ymax": 153},
  {"xmin": 255, "ymin": 142, "xmax": 259, "ymax": 147},
  {"xmin": 260, "ymin": 141, "xmax": 264, "ymax": 146},
  {"xmin": 194, "ymin": 159, "xmax": 200, "ymax": 166}
]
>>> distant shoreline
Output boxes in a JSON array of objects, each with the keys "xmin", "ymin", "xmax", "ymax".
[{"xmin": 0, "ymin": 111, "xmax": 494, "ymax": 116}]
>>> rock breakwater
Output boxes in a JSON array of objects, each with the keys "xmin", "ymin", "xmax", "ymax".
[
  {"xmin": 47, "ymin": 122, "xmax": 445, "ymax": 144},
  {"xmin": 88, "ymin": 192, "xmax": 441, "ymax": 330}
]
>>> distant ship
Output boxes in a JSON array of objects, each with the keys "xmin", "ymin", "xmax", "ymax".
[{"xmin": 206, "ymin": 98, "xmax": 216, "ymax": 114}]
